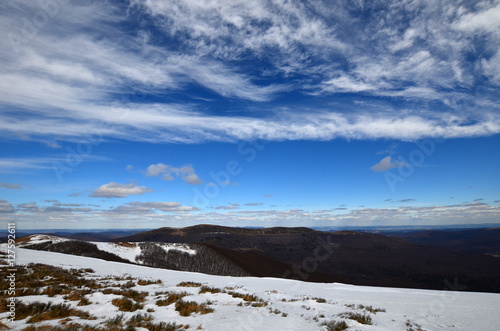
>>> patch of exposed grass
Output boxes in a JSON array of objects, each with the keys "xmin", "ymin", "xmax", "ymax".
[
  {"xmin": 64, "ymin": 289, "xmax": 92, "ymax": 301},
  {"xmin": 156, "ymin": 292, "xmax": 189, "ymax": 306},
  {"xmin": 22, "ymin": 323, "xmax": 105, "ymax": 331},
  {"xmin": 177, "ymin": 281, "xmax": 203, "ymax": 287},
  {"xmin": 111, "ymin": 297, "xmax": 143, "ymax": 312},
  {"xmin": 14, "ymin": 302, "xmax": 95, "ymax": 323},
  {"xmin": 175, "ymin": 300, "xmax": 214, "ymax": 316},
  {"xmin": 102, "ymin": 288, "xmax": 148, "ymax": 302},
  {"xmin": 128, "ymin": 312, "xmax": 155, "ymax": 326},
  {"xmin": 338, "ymin": 311, "xmax": 372, "ymax": 325},
  {"xmin": 228, "ymin": 291, "xmax": 268, "ymax": 307},
  {"xmin": 198, "ymin": 286, "xmax": 222, "ymax": 294},
  {"xmin": 268, "ymin": 307, "xmax": 282, "ymax": 314},
  {"xmin": 21, "ymin": 318, "xmax": 183, "ymax": 331},
  {"xmin": 356, "ymin": 304, "xmax": 386, "ymax": 314},
  {"xmin": 120, "ymin": 280, "xmax": 136, "ymax": 289},
  {"xmin": 137, "ymin": 279, "xmax": 162, "ymax": 286},
  {"xmin": 227, "ymin": 291, "xmax": 262, "ymax": 302},
  {"xmin": 321, "ymin": 320, "xmax": 349, "ymax": 331},
  {"xmin": 77, "ymin": 297, "xmax": 92, "ymax": 306},
  {"xmin": 105, "ymin": 313, "xmax": 125, "ymax": 327},
  {"xmin": 0, "ymin": 263, "xmax": 101, "ymax": 299},
  {"xmin": 143, "ymin": 321, "xmax": 183, "ymax": 331},
  {"xmin": 405, "ymin": 319, "xmax": 427, "ymax": 331}
]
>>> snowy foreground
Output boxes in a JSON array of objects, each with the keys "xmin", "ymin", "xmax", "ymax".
[{"xmin": 4, "ymin": 248, "xmax": 500, "ymax": 330}]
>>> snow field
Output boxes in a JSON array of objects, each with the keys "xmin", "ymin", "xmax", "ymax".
[{"xmin": 0, "ymin": 247, "xmax": 498, "ymax": 330}]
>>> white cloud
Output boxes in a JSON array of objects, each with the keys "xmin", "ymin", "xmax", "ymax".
[
  {"xmin": 321, "ymin": 75, "xmax": 375, "ymax": 93},
  {"xmin": 2, "ymin": 198, "xmax": 499, "ymax": 228},
  {"xmin": 44, "ymin": 141, "xmax": 62, "ymax": 149},
  {"xmin": 90, "ymin": 182, "xmax": 154, "ymax": 198},
  {"xmin": 146, "ymin": 163, "xmax": 169, "ymax": 177},
  {"xmin": 0, "ymin": 156, "xmax": 71, "ymax": 174},
  {"xmin": 17, "ymin": 202, "xmax": 39, "ymax": 211},
  {"xmin": 215, "ymin": 205, "xmax": 239, "ymax": 210},
  {"xmin": 370, "ymin": 156, "xmax": 407, "ymax": 172},
  {"xmin": 126, "ymin": 201, "xmax": 199, "ymax": 212},
  {"xmin": 0, "ymin": 0, "xmax": 498, "ymax": 146},
  {"xmin": 454, "ymin": 3, "xmax": 500, "ymax": 33},
  {"xmin": 146, "ymin": 163, "xmax": 202, "ymax": 185},
  {"xmin": 0, "ymin": 199, "xmax": 15, "ymax": 213}
]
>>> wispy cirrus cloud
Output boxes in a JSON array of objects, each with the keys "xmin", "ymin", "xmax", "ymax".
[{"xmin": 0, "ymin": 0, "xmax": 499, "ymax": 146}]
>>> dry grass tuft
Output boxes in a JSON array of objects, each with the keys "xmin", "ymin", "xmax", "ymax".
[
  {"xmin": 321, "ymin": 320, "xmax": 349, "ymax": 331},
  {"xmin": 156, "ymin": 292, "xmax": 189, "ymax": 306},
  {"xmin": 198, "ymin": 286, "xmax": 222, "ymax": 294},
  {"xmin": 111, "ymin": 297, "xmax": 143, "ymax": 312},
  {"xmin": 177, "ymin": 281, "xmax": 203, "ymax": 287},
  {"xmin": 102, "ymin": 288, "xmax": 148, "ymax": 302},
  {"xmin": 175, "ymin": 301, "xmax": 214, "ymax": 316},
  {"xmin": 137, "ymin": 279, "xmax": 162, "ymax": 286},
  {"xmin": 338, "ymin": 311, "xmax": 373, "ymax": 325}
]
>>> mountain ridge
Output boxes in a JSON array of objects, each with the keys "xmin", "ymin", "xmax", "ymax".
[{"xmin": 116, "ymin": 225, "xmax": 500, "ymax": 293}]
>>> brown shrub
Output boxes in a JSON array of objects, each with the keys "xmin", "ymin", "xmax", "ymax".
[
  {"xmin": 198, "ymin": 286, "xmax": 222, "ymax": 294},
  {"xmin": 177, "ymin": 281, "xmax": 202, "ymax": 287},
  {"xmin": 102, "ymin": 288, "xmax": 148, "ymax": 302},
  {"xmin": 23, "ymin": 302, "xmax": 95, "ymax": 323},
  {"xmin": 175, "ymin": 301, "xmax": 214, "ymax": 316},
  {"xmin": 111, "ymin": 297, "xmax": 143, "ymax": 312},
  {"xmin": 137, "ymin": 279, "xmax": 162, "ymax": 286},
  {"xmin": 337, "ymin": 312, "xmax": 373, "ymax": 325},
  {"xmin": 156, "ymin": 292, "xmax": 189, "ymax": 306}
]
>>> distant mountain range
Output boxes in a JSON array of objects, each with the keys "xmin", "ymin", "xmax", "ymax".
[
  {"xmin": 19, "ymin": 225, "xmax": 500, "ymax": 293},
  {"xmin": 384, "ymin": 227, "xmax": 500, "ymax": 256}
]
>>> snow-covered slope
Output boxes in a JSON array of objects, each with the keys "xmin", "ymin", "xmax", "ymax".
[
  {"xmin": 93, "ymin": 242, "xmax": 196, "ymax": 263},
  {"xmin": 16, "ymin": 234, "xmax": 71, "ymax": 246},
  {"xmin": 17, "ymin": 234, "xmax": 197, "ymax": 264},
  {"xmin": 3, "ymin": 248, "xmax": 499, "ymax": 331}
]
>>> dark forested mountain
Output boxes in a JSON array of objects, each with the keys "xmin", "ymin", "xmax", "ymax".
[
  {"xmin": 20, "ymin": 236, "xmax": 316, "ymax": 280},
  {"xmin": 117, "ymin": 225, "xmax": 500, "ymax": 293},
  {"xmin": 384, "ymin": 228, "xmax": 500, "ymax": 256}
]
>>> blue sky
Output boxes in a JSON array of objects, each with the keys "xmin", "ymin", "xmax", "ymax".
[{"xmin": 0, "ymin": 0, "xmax": 499, "ymax": 229}]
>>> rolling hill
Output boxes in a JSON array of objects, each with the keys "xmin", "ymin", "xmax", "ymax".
[{"xmin": 117, "ymin": 225, "xmax": 500, "ymax": 293}]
